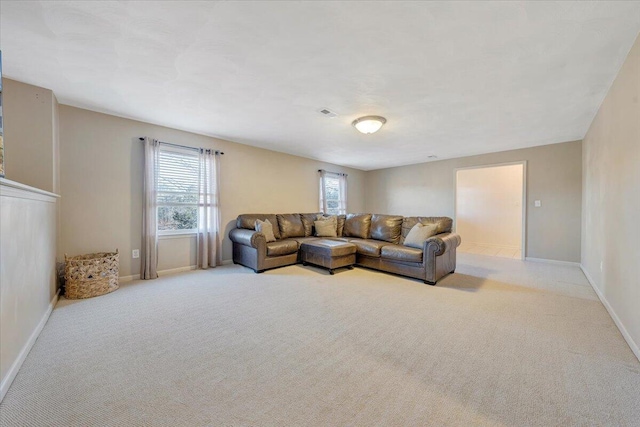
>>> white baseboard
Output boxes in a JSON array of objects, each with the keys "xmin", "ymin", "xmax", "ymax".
[
  {"xmin": 524, "ymin": 257, "xmax": 580, "ymax": 267},
  {"xmin": 158, "ymin": 265, "xmax": 197, "ymax": 276},
  {"xmin": 461, "ymin": 241, "xmax": 520, "ymax": 251},
  {"xmin": 0, "ymin": 289, "xmax": 60, "ymax": 402},
  {"xmin": 120, "ymin": 262, "xmax": 235, "ymax": 282},
  {"xmin": 580, "ymin": 264, "xmax": 640, "ymax": 363},
  {"xmin": 119, "ymin": 273, "xmax": 140, "ymax": 282}
]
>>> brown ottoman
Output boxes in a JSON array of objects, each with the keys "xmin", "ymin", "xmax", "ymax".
[{"xmin": 300, "ymin": 239, "xmax": 356, "ymax": 275}]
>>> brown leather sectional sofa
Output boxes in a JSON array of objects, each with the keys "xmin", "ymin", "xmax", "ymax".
[{"xmin": 229, "ymin": 213, "xmax": 461, "ymax": 285}]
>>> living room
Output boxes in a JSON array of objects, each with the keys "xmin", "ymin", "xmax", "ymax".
[{"xmin": 0, "ymin": 1, "xmax": 638, "ymax": 425}]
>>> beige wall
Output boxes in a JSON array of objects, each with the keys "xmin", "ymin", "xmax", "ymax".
[
  {"xmin": 582, "ymin": 34, "xmax": 640, "ymax": 359},
  {"xmin": 365, "ymin": 140, "xmax": 582, "ymax": 262},
  {"xmin": 2, "ymin": 79, "xmax": 57, "ymax": 193},
  {"xmin": 58, "ymin": 106, "xmax": 366, "ymax": 277},
  {"xmin": 456, "ymin": 164, "xmax": 523, "ymax": 250}
]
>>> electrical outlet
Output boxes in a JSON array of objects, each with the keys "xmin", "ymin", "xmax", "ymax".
[
  {"xmin": 534, "ymin": 200, "xmax": 541, "ymax": 207},
  {"xmin": 132, "ymin": 249, "xmax": 140, "ymax": 259}
]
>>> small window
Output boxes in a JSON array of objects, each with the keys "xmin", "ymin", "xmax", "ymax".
[
  {"xmin": 157, "ymin": 146, "xmax": 199, "ymax": 234},
  {"xmin": 320, "ymin": 172, "xmax": 346, "ymax": 215}
]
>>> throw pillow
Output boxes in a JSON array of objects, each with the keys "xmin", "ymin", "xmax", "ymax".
[
  {"xmin": 404, "ymin": 223, "xmax": 438, "ymax": 249},
  {"xmin": 255, "ymin": 219, "xmax": 276, "ymax": 242},
  {"xmin": 314, "ymin": 215, "xmax": 338, "ymax": 237}
]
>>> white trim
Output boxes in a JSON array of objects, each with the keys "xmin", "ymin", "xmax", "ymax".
[
  {"xmin": 580, "ymin": 264, "xmax": 640, "ymax": 363},
  {"xmin": 524, "ymin": 257, "xmax": 580, "ymax": 267},
  {"xmin": 454, "ymin": 161, "xmax": 527, "ymax": 260},
  {"xmin": 158, "ymin": 265, "xmax": 197, "ymax": 276},
  {"xmin": 120, "ymin": 263, "xmax": 234, "ymax": 282},
  {"xmin": 158, "ymin": 232, "xmax": 197, "ymax": 240},
  {"xmin": 0, "ymin": 178, "xmax": 60, "ymax": 203},
  {"xmin": 119, "ymin": 273, "xmax": 140, "ymax": 282},
  {"xmin": 460, "ymin": 241, "xmax": 520, "ymax": 251},
  {"xmin": 0, "ymin": 289, "xmax": 60, "ymax": 402}
]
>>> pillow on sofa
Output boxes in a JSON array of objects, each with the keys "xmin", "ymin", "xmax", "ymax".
[
  {"xmin": 404, "ymin": 223, "xmax": 438, "ymax": 249},
  {"xmin": 255, "ymin": 219, "xmax": 276, "ymax": 242},
  {"xmin": 314, "ymin": 215, "xmax": 338, "ymax": 237}
]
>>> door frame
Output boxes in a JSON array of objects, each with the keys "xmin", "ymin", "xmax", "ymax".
[{"xmin": 453, "ymin": 161, "xmax": 527, "ymax": 260}]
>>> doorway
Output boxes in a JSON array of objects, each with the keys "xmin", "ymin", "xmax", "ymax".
[{"xmin": 455, "ymin": 162, "xmax": 526, "ymax": 260}]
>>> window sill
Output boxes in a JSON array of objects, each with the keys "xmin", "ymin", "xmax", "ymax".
[{"xmin": 158, "ymin": 232, "xmax": 197, "ymax": 240}]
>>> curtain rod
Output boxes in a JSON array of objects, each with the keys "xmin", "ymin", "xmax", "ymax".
[
  {"xmin": 139, "ymin": 137, "xmax": 224, "ymax": 155},
  {"xmin": 318, "ymin": 169, "xmax": 348, "ymax": 177}
]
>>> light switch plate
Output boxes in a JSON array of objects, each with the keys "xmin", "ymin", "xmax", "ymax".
[
  {"xmin": 132, "ymin": 249, "xmax": 140, "ymax": 259},
  {"xmin": 534, "ymin": 200, "xmax": 541, "ymax": 207}
]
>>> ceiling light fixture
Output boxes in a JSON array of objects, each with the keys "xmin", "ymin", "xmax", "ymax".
[{"xmin": 352, "ymin": 115, "xmax": 386, "ymax": 134}]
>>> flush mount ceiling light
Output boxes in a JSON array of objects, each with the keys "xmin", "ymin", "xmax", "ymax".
[{"xmin": 352, "ymin": 116, "xmax": 387, "ymax": 134}]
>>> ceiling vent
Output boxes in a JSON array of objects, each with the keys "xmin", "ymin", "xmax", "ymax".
[{"xmin": 318, "ymin": 108, "xmax": 338, "ymax": 118}]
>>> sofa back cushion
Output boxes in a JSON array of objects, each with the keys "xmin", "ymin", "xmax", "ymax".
[
  {"xmin": 237, "ymin": 214, "xmax": 281, "ymax": 239},
  {"xmin": 300, "ymin": 213, "xmax": 322, "ymax": 237},
  {"xmin": 400, "ymin": 216, "xmax": 453, "ymax": 244},
  {"xmin": 336, "ymin": 215, "xmax": 346, "ymax": 236},
  {"xmin": 343, "ymin": 213, "xmax": 373, "ymax": 239},
  {"xmin": 370, "ymin": 214, "xmax": 404, "ymax": 244},
  {"xmin": 277, "ymin": 214, "xmax": 306, "ymax": 239}
]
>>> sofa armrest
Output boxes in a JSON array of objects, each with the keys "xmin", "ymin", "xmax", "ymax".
[
  {"xmin": 229, "ymin": 228, "xmax": 266, "ymax": 249},
  {"xmin": 423, "ymin": 233, "xmax": 462, "ymax": 257}
]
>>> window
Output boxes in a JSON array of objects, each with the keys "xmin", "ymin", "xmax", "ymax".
[
  {"xmin": 319, "ymin": 171, "xmax": 347, "ymax": 215},
  {"xmin": 157, "ymin": 146, "xmax": 199, "ymax": 234}
]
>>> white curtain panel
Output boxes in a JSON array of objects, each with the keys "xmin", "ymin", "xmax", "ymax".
[
  {"xmin": 338, "ymin": 173, "xmax": 347, "ymax": 214},
  {"xmin": 141, "ymin": 137, "xmax": 159, "ymax": 280},
  {"xmin": 197, "ymin": 149, "xmax": 221, "ymax": 269},
  {"xmin": 319, "ymin": 169, "xmax": 328, "ymax": 213}
]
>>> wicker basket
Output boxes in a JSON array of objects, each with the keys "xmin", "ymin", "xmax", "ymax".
[{"xmin": 64, "ymin": 250, "xmax": 119, "ymax": 299}]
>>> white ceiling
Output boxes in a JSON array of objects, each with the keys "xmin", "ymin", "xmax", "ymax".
[{"xmin": 2, "ymin": 1, "xmax": 639, "ymax": 170}]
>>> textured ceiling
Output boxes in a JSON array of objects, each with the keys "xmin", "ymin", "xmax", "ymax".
[{"xmin": 2, "ymin": 1, "xmax": 639, "ymax": 170}]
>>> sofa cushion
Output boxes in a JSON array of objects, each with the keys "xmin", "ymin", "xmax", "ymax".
[
  {"xmin": 370, "ymin": 214, "xmax": 404, "ymax": 244},
  {"xmin": 314, "ymin": 216, "xmax": 338, "ymax": 237},
  {"xmin": 290, "ymin": 236, "xmax": 320, "ymax": 248},
  {"xmin": 347, "ymin": 238, "xmax": 389, "ymax": 257},
  {"xmin": 381, "ymin": 245, "xmax": 424, "ymax": 263},
  {"xmin": 255, "ymin": 219, "xmax": 276, "ymax": 242},
  {"xmin": 343, "ymin": 213, "xmax": 372, "ymax": 239},
  {"xmin": 300, "ymin": 213, "xmax": 322, "ymax": 236},
  {"xmin": 237, "ymin": 214, "xmax": 281, "ymax": 239},
  {"xmin": 401, "ymin": 217, "xmax": 452, "ymax": 244},
  {"xmin": 277, "ymin": 214, "xmax": 305, "ymax": 239},
  {"xmin": 336, "ymin": 215, "xmax": 346, "ymax": 236},
  {"xmin": 266, "ymin": 239, "xmax": 298, "ymax": 256},
  {"xmin": 404, "ymin": 223, "xmax": 438, "ymax": 249}
]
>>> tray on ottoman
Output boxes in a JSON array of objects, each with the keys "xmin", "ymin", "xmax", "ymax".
[{"xmin": 300, "ymin": 239, "xmax": 356, "ymax": 275}]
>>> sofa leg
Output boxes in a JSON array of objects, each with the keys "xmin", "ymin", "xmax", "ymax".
[
  {"xmin": 450, "ymin": 269, "xmax": 455, "ymax": 274},
  {"xmin": 424, "ymin": 280, "xmax": 436, "ymax": 286},
  {"xmin": 329, "ymin": 269, "xmax": 335, "ymax": 275},
  {"xmin": 255, "ymin": 269, "xmax": 264, "ymax": 274}
]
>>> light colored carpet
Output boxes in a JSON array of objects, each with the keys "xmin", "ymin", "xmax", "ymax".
[{"xmin": 1, "ymin": 253, "xmax": 639, "ymax": 426}]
